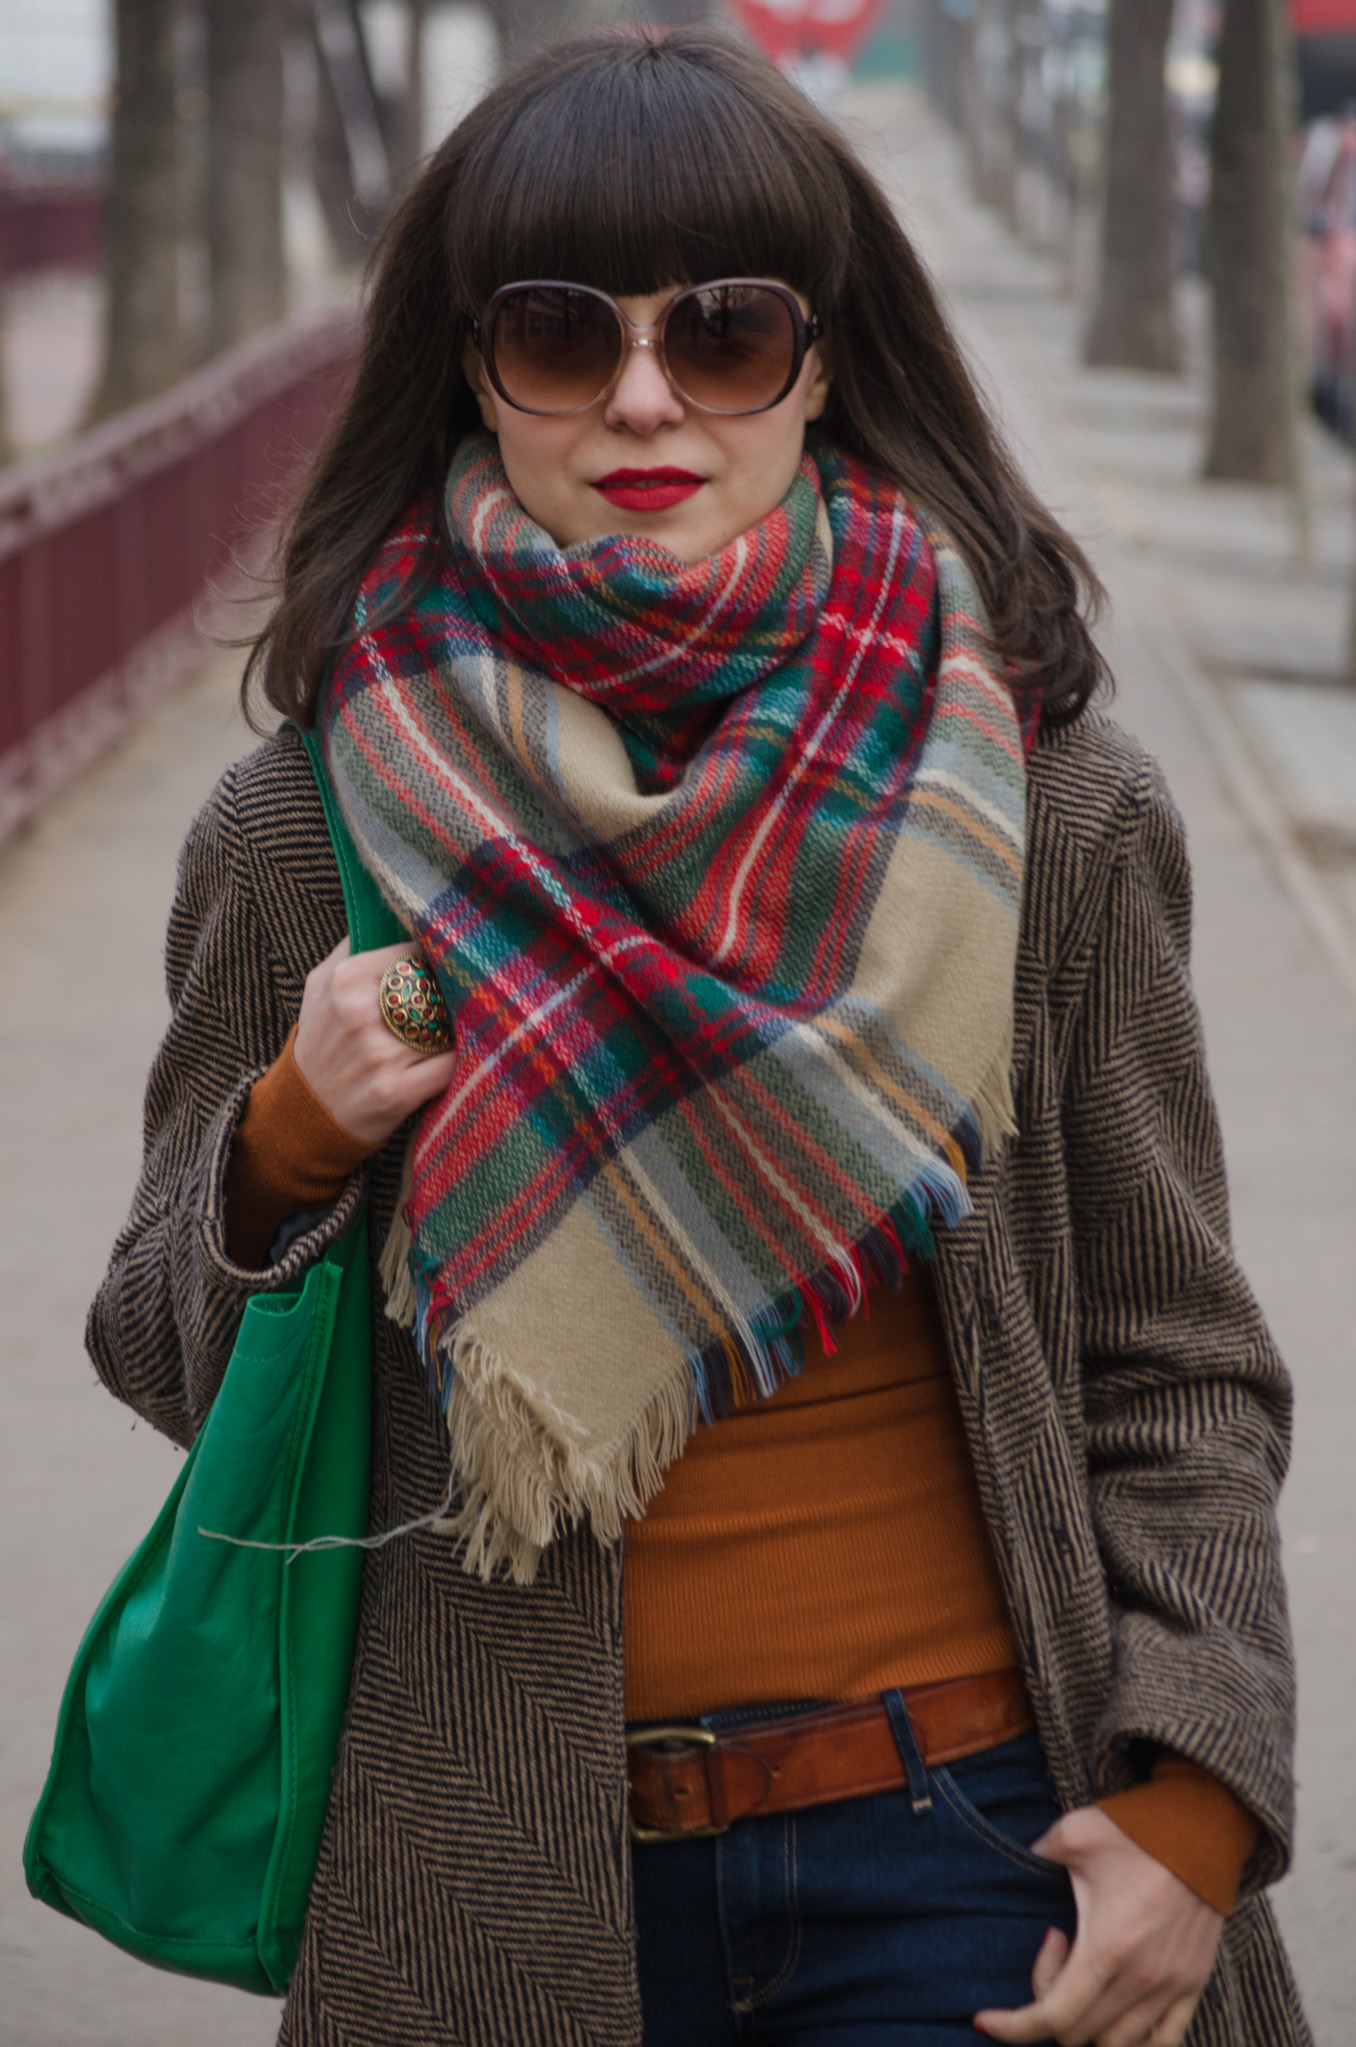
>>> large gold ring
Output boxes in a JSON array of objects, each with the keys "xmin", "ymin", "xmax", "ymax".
[{"xmin": 378, "ymin": 955, "xmax": 454, "ymax": 1055}]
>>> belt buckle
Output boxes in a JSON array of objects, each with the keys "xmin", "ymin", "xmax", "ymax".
[{"xmin": 625, "ymin": 1723, "xmax": 730, "ymax": 1843}]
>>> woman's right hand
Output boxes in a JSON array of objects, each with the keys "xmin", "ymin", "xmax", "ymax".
[{"xmin": 293, "ymin": 937, "xmax": 460, "ymax": 1147}]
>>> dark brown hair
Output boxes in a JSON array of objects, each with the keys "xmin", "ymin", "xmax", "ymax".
[{"xmin": 246, "ymin": 26, "xmax": 1107, "ymax": 728}]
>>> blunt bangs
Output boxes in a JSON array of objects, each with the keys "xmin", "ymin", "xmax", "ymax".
[{"xmin": 444, "ymin": 33, "xmax": 853, "ymax": 317}]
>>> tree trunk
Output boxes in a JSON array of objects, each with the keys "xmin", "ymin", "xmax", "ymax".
[
  {"xmin": 482, "ymin": 0, "xmax": 587, "ymax": 65},
  {"xmin": 311, "ymin": 0, "xmax": 391, "ymax": 262},
  {"xmin": 383, "ymin": 0, "xmax": 432, "ymax": 188},
  {"xmin": 923, "ymin": 0, "xmax": 968, "ymax": 129},
  {"xmin": 85, "ymin": 0, "xmax": 181, "ymax": 424},
  {"xmin": 1010, "ymin": 0, "xmax": 1052, "ymax": 242},
  {"xmin": 206, "ymin": 0, "xmax": 287, "ymax": 354},
  {"xmin": 1084, "ymin": 0, "xmax": 1180, "ymax": 370},
  {"xmin": 312, "ymin": 48, "xmax": 371, "ymax": 266},
  {"xmin": 1203, "ymin": 0, "xmax": 1295, "ymax": 482},
  {"xmin": 967, "ymin": 1, "xmax": 1018, "ymax": 217}
]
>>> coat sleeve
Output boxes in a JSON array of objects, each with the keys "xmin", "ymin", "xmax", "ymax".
[
  {"xmin": 1062, "ymin": 761, "xmax": 1296, "ymax": 1888},
  {"xmin": 85, "ymin": 756, "xmax": 363, "ymax": 1448}
]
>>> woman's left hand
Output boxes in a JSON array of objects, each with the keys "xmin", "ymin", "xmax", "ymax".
[{"xmin": 973, "ymin": 1804, "xmax": 1224, "ymax": 2047}]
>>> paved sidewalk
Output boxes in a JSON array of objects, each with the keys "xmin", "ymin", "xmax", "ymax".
[
  {"xmin": 1, "ymin": 273, "xmax": 102, "ymax": 457},
  {"xmin": 2, "ymin": 79, "xmax": 1353, "ymax": 2046},
  {"xmin": 844, "ymin": 83, "xmax": 1356, "ymax": 2042},
  {"xmin": 0, "ymin": 650, "xmax": 279, "ymax": 2045}
]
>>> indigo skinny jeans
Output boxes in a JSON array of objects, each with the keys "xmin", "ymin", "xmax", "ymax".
[{"xmin": 632, "ymin": 1701, "xmax": 1077, "ymax": 2045}]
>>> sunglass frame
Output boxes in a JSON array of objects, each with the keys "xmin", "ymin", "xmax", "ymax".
[{"xmin": 472, "ymin": 277, "xmax": 823, "ymax": 418}]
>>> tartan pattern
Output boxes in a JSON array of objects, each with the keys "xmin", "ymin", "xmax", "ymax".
[{"xmin": 323, "ymin": 440, "xmax": 1033, "ymax": 1578}]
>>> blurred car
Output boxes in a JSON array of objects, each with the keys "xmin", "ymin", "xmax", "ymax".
[{"xmin": 1298, "ymin": 108, "xmax": 1356, "ymax": 436}]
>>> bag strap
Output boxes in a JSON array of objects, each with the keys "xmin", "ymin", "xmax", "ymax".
[{"xmin": 296, "ymin": 727, "xmax": 404, "ymax": 955}]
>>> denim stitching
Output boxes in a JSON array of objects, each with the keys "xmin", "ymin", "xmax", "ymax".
[
  {"xmin": 716, "ymin": 1830, "xmax": 751, "ymax": 2030},
  {"xmin": 741, "ymin": 1814, "xmax": 804, "ymax": 2018},
  {"xmin": 931, "ymin": 1766, "xmax": 1069, "ymax": 1880}
]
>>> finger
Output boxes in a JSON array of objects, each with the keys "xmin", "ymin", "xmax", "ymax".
[
  {"xmin": 399, "ymin": 1047, "xmax": 459, "ymax": 1106},
  {"xmin": 972, "ymin": 2005, "xmax": 1061, "ymax": 2044},
  {"xmin": 341, "ymin": 937, "xmax": 423, "ymax": 986},
  {"xmin": 1097, "ymin": 1988, "xmax": 1181, "ymax": 2047},
  {"xmin": 976, "ymin": 1944, "xmax": 1117, "ymax": 2043},
  {"xmin": 1031, "ymin": 1926, "xmax": 1071, "ymax": 1999},
  {"xmin": 302, "ymin": 935, "xmax": 350, "ymax": 1001},
  {"xmin": 1147, "ymin": 1989, "xmax": 1200, "ymax": 2047},
  {"xmin": 1063, "ymin": 1965, "xmax": 1191, "ymax": 2047},
  {"xmin": 368, "ymin": 937, "xmax": 422, "ymax": 967}
]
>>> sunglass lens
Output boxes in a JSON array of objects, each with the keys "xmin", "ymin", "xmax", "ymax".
[
  {"xmin": 489, "ymin": 287, "xmax": 621, "ymax": 413},
  {"xmin": 665, "ymin": 285, "xmax": 799, "ymax": 413}
]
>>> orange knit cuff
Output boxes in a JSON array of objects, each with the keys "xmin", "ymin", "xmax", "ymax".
[
  {"xmin": 224, "ymin": 1026, "xmax": 380, "ymax": 1269},
  {"xmin": 1096, "ymin": 1755, "xmax": 1261, "ymax": 1917}
]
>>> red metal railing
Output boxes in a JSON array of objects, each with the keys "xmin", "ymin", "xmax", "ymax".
[
  {"xmin": 0, "ymin": 181, "xmax": 104, "ymax": 277},
  {"xmin": 0, "ymin": 304, "xmax": 357, "ymax": 842}
]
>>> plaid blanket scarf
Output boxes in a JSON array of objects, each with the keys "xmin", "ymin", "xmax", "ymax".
[{"xmin": 322, "ymin": 433, "xmax": 1032, "ymax": 1580}]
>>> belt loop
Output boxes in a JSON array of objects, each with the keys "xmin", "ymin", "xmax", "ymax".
[{"xmin": 883, "ymin": 1689, "xmax": 933, "ymax": 1814}]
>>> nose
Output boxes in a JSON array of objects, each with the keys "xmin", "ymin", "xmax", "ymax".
[{"xmin": 602, "ymin": 338, "xmax": 686, "ymax": 435}]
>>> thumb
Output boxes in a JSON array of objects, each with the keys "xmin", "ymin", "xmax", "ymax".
[
  {"xmin": 1029, "ymin": 1815, "xmax": 1073, "ymax": 1866},
  {"xmin": 1030, "ymin": 1925, "xmax": 1070, "ymax": 1999}
]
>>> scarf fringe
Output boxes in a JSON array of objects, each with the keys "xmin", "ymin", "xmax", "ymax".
[
  {"xmin": 972, "ymin": 1029, "xmax": 1019, "ymax": 1155},
  {"xmin": 414, "ymin": 1148, "xmax": 977, "ymax": 1584},
  {"xmin": 427, "ymin": 1322, "xmax": 695, "ymax": 1584}
]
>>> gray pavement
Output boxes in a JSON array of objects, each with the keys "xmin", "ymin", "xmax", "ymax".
[
  {"xmin": 0, "ymin": 652, "xmax": 279, "ymax": 2044},
  {"xmin": 2, "ymin": 78, "xmax": 1354, "ymax": 2045}
]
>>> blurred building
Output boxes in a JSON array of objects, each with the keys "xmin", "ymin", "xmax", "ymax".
[{"xmin": 0, "ymin": 0, "xmax": 109, "ymax": 177}]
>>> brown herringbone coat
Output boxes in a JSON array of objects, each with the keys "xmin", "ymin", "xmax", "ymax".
[{"xmin": 87, "ymin": 712, "xmax": 1310, "ymax": 2045}]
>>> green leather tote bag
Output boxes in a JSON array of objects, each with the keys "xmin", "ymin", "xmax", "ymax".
[{"xmin": 24, "ymin": 730, "xmax": 402, "ymax": 1995}]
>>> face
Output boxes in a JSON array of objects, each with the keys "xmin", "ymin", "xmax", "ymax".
[{"xmin": 462, "ymin": 283, "xmax": 832, "ymax": 564}]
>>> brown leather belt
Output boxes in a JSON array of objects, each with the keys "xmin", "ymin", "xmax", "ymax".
[{"xmin": 626, "ymin": 1669, "xmax": 1033, "ymax": 1842}]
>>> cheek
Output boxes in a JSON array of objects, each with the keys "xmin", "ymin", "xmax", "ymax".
[
  {"xmin": 718, "ymin": 414, "xmax": 810, "ymax": 502},
  {"xmin": 714, "ymin": 359, "xmax": 821, "ymax": 488},
  {"xmin": 493, "ymin": 419, "xmax": 582, "ymax": 516}
]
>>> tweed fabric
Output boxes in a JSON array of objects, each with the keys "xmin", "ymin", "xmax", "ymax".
[
  {"xmin": 86, "ymin": 714, "xmax": 1307, "ymax": 2046},
  {"xmin": 324, "ymin": 440, "xmax": 1031, "ymax": 1578}
]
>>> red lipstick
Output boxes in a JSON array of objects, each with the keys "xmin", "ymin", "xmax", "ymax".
[{"xmin": 592, "ymin": 466, "xmax": 705, "ymax": 512}]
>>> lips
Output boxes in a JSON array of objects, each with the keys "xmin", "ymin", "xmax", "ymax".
[{"xmin": 592, "ymin": 467, "xmax": 705, "ymax": 512}]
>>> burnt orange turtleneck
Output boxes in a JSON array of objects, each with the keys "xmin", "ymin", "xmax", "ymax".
[
  {"xmin": 224, "ymin": 1034, "xmax": 1260, "ymax": 1915},
  {"xmin": 623, "ymin": 1269, "xmax": 1020, "ymax": 1714}
]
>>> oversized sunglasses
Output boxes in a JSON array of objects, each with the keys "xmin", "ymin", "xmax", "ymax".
[{"xmin": 471, "ymin": 278, "xmax": 823, "ymax": 418}]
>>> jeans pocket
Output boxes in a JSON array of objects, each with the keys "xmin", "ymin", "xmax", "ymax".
[{"xmin": 930, "ymin": 1738, "xmax": 1072, "ymax": 1883}]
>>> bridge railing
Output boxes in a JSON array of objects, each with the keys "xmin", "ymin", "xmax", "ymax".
[
  {"xmin": 0, "ymin": 179, "xmax": 104, "ymax": 277},
  {"xmin": 0, "ymin": 303, "xmax": 357, "ymax": 843}
]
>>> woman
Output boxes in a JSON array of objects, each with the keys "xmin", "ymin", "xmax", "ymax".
[{"xmin": 88, "ymin": 27, "xmax": 1308, "ymax": 2047}]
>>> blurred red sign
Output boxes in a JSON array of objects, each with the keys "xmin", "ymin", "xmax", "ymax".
[
  {"xmin": 1292, "ymin": 0, "xmax": 1356, "ymax": 30},
  {"xmin": 731, "ymin": 0, "xmax": 886, "ymax": 67}
]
